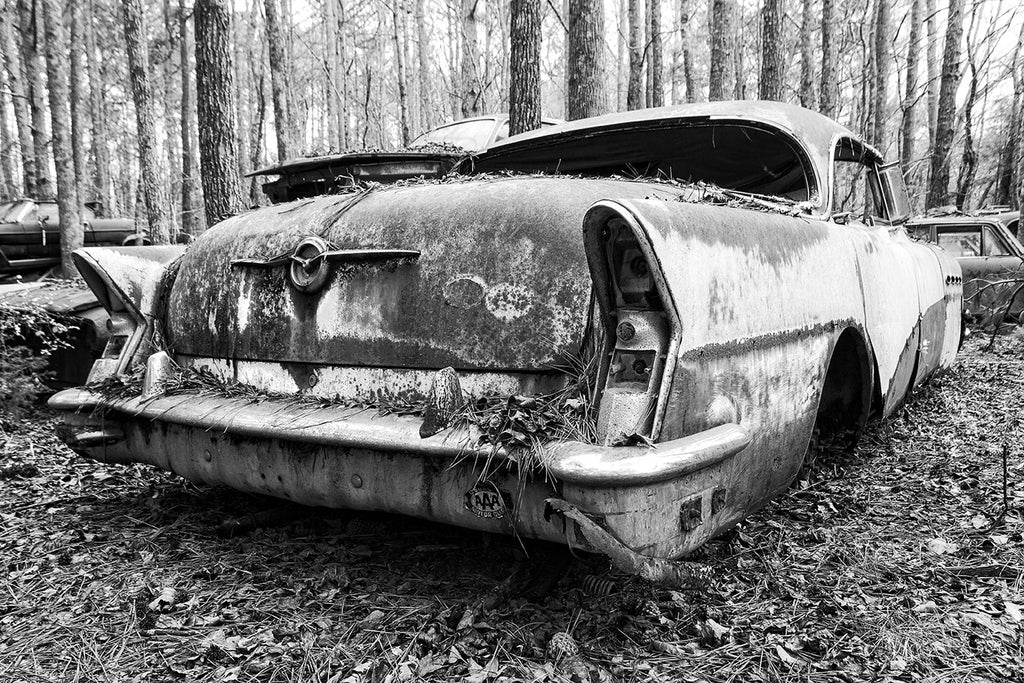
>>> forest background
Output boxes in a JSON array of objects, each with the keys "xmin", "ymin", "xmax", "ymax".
[{"xmin": 1, "ymin": 0, "xmax": 1023, "ymax": 271}]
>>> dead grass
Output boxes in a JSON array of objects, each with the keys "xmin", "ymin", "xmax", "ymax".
[{"xmin": 1, "ymin": 335, "xmax": 1022, "ymax": 682}]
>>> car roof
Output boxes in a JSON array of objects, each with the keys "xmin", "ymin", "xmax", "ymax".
[
  {"xmin": 475, "ymin": 101, "xmax": 868, "ymax": 217},
  {"xmin": 907, "ymin": 211, "xmax": 1020, "ymax": 227}
]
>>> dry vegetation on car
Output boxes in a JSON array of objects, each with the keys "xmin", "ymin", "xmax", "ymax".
[{"xmin": 1, "ymin": 337, "xmax": 1022, "ymax": 683}]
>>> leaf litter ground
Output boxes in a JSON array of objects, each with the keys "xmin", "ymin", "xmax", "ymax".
[{"xmin": 1, "ymin": 335, "xmax": 1022, "ymax": 682}]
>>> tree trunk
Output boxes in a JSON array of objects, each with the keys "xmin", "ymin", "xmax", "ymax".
[
  {"xmin": 925, "ymin": 0, "xmax": 965, "ymax": 210},
  {"xmin": 995, "ymin": 25, "xmax": 1023, "ymax": 208},
  {"xmin": 17, "ymin": 0, "xmax": 52, "ymax": 198},
  {"xmin": 179, "ymin": 0, "xmax": 202, "ymax": 235},
  {"xmin": 263, "ymin": 0, "xmax": 293, "ymax": 160},
  {"xmin": 0, "ymin": 6, "xmax": 37, "ymax": 196},
  {"xmin": 86, "ymin": 0, "xmax": 115, "ymax": 215},
  {"xmin": 0, "ymin": 71, "xmax": 19, "ymax": 197},
  {"xmin": 323, "ymin": 0, "xmax": 340, "ymax": 150},
  {"xmin": 953, "ymin": 59, "xmax": 977, "ymax": 210},
  {"xmin": 708, "ymin": 0, "xmax": 733, "ymax": 101},
  {"xmin": 415, "ymin": 0, "xmax": 432, "ymax": 132},
  {"xmin": 797, "ymin": 0, "xmax": 814, "ymax": 108},
  {"xmin": 69, "ymin": 1, "xmax": 88, "ymax": 200},
  {"xmin": 122, "ymin": 0, "xmax": 172, "ymax": 244},
  {"xmin": 567, "ymin": 0, "xmax": 605, "ymax": 120},
  {"xmin": 626, "ymin": 0, "xmax": 643, "ymax": 109},
  {"xmin": 647, "ymin": 0, "xmax": 663, "ymax": 107},
  {"xmin": 732, "ymin": 1, "xmax": 744, "ymax": 99},
  {"xmin": 758, "ymin": 0, "xmax": 783, "ymax": 101},
  {"xmin": 508, "ymin": 0, "xmax": 540, "ymax": 135},
  {"xmin": 900, "ymin": 0, "xmax": 921, "ymax": 173},
  {"xmin": 870, "ymin": 0, "xmax": 890, "ymax": 148},
  {"xmin": 678, "ymin": 0, "xmax": 696, "ymax": 102},
  {"xmin": 819, "ymin": 0, "xmax": 835, "ymax": 117},
  {"xmin": 392, "ymin": 0, "xmax": 410, "ymax": 145},
  {"xmin": 195, "ymin": 0, "xmax": 243, "ymax": 225},
  {"xmin": 40, "ymin": 0, "xmax": 81, "ymax": 277},
  {"xmin": 460, "ymin": 0, "xmax": 482, "ymax": 117},
  {"xmin": 925, "ymin": 0, "xmax": 938, "ymax": 148}
]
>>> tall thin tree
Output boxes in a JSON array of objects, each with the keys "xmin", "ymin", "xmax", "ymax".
[
  {"xmin": 925, "ymin": 0, "xmax": 965, "ymax": 209},
  {"xmin": 708, "ymin": 0, "xmax": 733, "ymax": 101},
  {"xmin": 86, "ymin": 0, "xmax": 115, "ymax": 214},
  {"xmin": 0, "ymin": 5, "xmax": 37, "ymax": 196},
  {"xmin": 195, "ymin": 0, "xmax": 244, "ymax": 225},
  {"xmin": 122, "ymin": 0, "xmax": 172, "ymax": 244},
  {"xmin": 263, "ymin": 0, "xmax": 294, "ymax": 160},
  {"xmin": 460, "ymin": 0, "xmax": 482, "ymax": 117},
  {"xmin": 567, "ymin": 0, "xmax": 605, "ymax": 120},
  {"xmin": 626, "ymin": 0, "xmax": 643, "ymax": 109},
  {"xmin": 900, "ymin": 0, "xmax": 921, "ymax": 173},
  {"xmin": 798, "ymin": 0, "xmax": 814, "ymax": 108},
  {"xmin": 508, "ymin": 0, "xmax": 540, "ymax": 135},
  {"xmin": 870, "ymin": 0, "xmax": 890, "ymax": 148},
  {"xmin": 678, "ymin": 0, "xmax": 696, "ymax": 103},
  {"xmin": 647, "ymin": 0, "xmax": 663, "ymax": 107},
  {"xmin": 17, "ymin": 0, "xmax": 52, "ymax": 197},
  {"xmin": 40, "ymin": 0, "xmax": 81, "ymax": 277},
  {"xmin": 819, "ymin": 0, "xmax": 836, "ymax": 117},
  {"xmin": 758, "ymin": 0, "xmax": 784, "ymax": 101}
]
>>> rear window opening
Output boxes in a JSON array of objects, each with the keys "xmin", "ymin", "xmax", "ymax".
[{"xmin": 470, "ymin": 122, "xmax": 813, "ymax": 201}]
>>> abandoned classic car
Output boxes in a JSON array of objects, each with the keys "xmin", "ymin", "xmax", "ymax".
[
  {"xmin": 49, "ymin": 102, "xmax": 962, "ymax": 582},
  {"xmin": 907, "ymin": 209, "xmax": 1022, "ymax": 325}
]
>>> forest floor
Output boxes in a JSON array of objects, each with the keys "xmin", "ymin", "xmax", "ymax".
[{"xmin": 1, "ymin": 334, "xmax": 1022, "ymax": 683}]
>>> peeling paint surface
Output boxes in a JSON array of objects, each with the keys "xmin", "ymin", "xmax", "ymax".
[{"xmin": 167, "ymin": 178, "xmax": 688, "ymax": 371}]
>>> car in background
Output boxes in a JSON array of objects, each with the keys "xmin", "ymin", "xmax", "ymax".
[
  {"xmin": 0, "ymin": 198, "xmax": 139, "ymax": 280},
  {"xmin": 907, "ymin": 210, "xmax": 1022, "ymax": 325},
  {"xmin": 50, "ymin": 102, "xmax": 961, "ymax": 582},
  {"xmin": 250, "ymin": 115, "xmax": 562, "ymax": 203}
]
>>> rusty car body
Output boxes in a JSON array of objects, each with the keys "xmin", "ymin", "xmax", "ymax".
[
  {"xmin": 251, "ymin": 115, "xmax": 561, "ymax": 203},
  {"xmin": 907, "ymin": 210, "xmax": 1022, "ymax": 325},
  {"xmin": 49, "ymin": 102, "xmax": 961, "ymax": 582}
]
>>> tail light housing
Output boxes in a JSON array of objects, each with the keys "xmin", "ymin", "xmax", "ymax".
[{"xmin": 583, "ymin": 203, "xmax": 680, "ymax": 445}]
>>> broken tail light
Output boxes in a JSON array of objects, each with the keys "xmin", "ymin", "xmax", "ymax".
[{"xmin": 583, "ymin": 204, "xmax": 679, "ymax": 446}]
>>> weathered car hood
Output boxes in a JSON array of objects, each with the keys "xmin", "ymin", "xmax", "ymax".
[{"xmin": 167, "ymin": 177, "xmax": 689, "ymax": 371}]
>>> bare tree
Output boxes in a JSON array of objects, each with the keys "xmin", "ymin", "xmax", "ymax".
[
  {"xmin": 264, "ymin": 0, "xmax": 294, "ymax": 160},
  {"xmin": 995, "ymin": 23, "xmax": 1024, "ymax": 208},
  {"xmin": 901, "ymin": 0, "xmax": 921, "ymax": 172},
  {"xmin": 460, "ymin": 0, "xmax": 482, "ymax": 117},
  {"xmin": 86, "ymin": 0, "xmax": 115, "ymax": 214},
  {"xmin": 925, "ymin": 0, "xmax": 965, "ymax": 209},
  {"xmin": 798, "ymin": 0, "xmax": 814, "ymax": 108},
  {"xmin": 647, "ymin": 0, "xmax": 663, "ymax": 107},
  {"xmin": 819, "ymin": 0, "xmax": 836, "ymax": 117},
  {"xmin": 508, "ymin": 0, "xmax": 540, "ymax": 135},
  {"xmin": 69, "ymin": 1, "xmax": 89, "ymax": 196},
  {"xmin": 392, "ymin": 0, "xmax": 410, "ymax": 145},
  {"xmin": 678, "ymin": 0, "xmax": 696, "ymax": 103},
  {"xmin": 925, "ymin": 0, "xmax": 938, "ymax": 147},
  {"xmin": 567, "ymin": 0, "xmax": 605, "ymax": 119},
  {"xmin": 179, "ymin": 0, "xmax": 203, "ymax": 235},
  {"xmin": 415, "ymin": 0, "xmax": 433, "ymax": 132},
  {"xmin": 626, "ymin": 0, "xmax": 643, "ymax": 109},
  {"xmin": 40, "ymin": 0, "xmax": 81, "ymax": 276},
  {"xmin": 17, "ymin": 0, "xmax": 52, "ymax": 198},
  {"xmin": 195, "ymin": 0, "xmax": 244, "ymax": 225},
  {"xmin": 122, "ymin": 0, "xmax": 172, "ymax": 244},
  {"xmin": 708, "ymin": 0, "xmax": 733, "ymax": 101},
  {"xmin": 758, "ymin": 0, "xmax": 784, "ymax": 101},
  {"xmin": 870, "ymin": 0, "xmax": 890, "ymax": 147},
  {"xmin": 0, "ymin": 5, "xmax": 37, "ymax": 196}
]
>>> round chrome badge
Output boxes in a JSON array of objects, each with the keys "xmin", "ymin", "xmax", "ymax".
[{"xmin": 288, "ymin": 236, "xmax": 332, "ymax": 293}]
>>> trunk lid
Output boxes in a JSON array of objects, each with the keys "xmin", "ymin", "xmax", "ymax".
[{"xmin": 168, "ymin": 177, "xmax": 687, "ymax": 372}]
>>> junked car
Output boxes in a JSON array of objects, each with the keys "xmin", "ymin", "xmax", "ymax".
[
  {"xmin": 49, "ymin": 102, "xmax": 961, "ymax": 584},
  {"xmin": 251, "ymin": 115, "xmax": 562, "ymax": 203},
  {"xmin": 0, "ymin": 198, "xmax": 139, "ymax": 279},
  {"xmin": 906, "ymin": 210, "xmax": 1022, "ymax": 325}
]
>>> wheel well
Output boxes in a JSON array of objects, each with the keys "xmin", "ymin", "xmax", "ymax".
[{"xmin": 815, "ymin": 328, "xmax": 873, "ymax": 441}]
